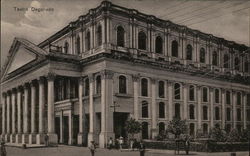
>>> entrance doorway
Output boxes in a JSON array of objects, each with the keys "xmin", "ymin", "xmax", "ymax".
[
  {"xmin": 113, "ymin": 113, "xmax": 129, "ymax": 139},
  {"xmin": 63, "ymin": 116, "xmax": 69, "ymax": 144},
  {"xmin": 73, "ymin": 115, "xmax": 79, "ymax": 145}
]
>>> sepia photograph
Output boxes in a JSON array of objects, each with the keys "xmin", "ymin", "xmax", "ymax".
[{"xmin": 0, "ymin": 0, "xmax": 250, "ymax": 156}]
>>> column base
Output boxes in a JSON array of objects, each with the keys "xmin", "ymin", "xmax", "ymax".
[
  {"xmin": 48, "ymin": 133, "xmax": 58, "ymax": 146},
  {"xmin": 87, "ymin": 132, "xmax": 95, "ymax": 147},
  {"xmin": 15, "ymin": 134, "xmax": 22, "ymax": 143},
  {"xmin": 99, "ymin": 132, "xmax": 115, "ymax": 148},
  {"xmin": 36, "ymin": 134, "xmax": 45, "ymax": 144},
  {"xmin": 5, "ymin": 134, "xmax": 10, "ymax": 142},
  {"xmin": 77, "ymin": 133, "xmax": 87, "ymax": 146},
  {"xmin": 22, "ymin": 134, "xmax": 29, "ymax": 144},
  {"xmin": 10, "ymin": 134, "xmax": 16, "ymax": 143},
  {"xmin": 29, "ymin": 134, "xmax": 37, "ymax": 144}
]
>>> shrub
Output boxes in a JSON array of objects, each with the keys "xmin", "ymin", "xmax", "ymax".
[
  {"xmin": 227, "ymin": 129, "xmax": 240, "ymax": 142},
  {"xmin": 209, "ymin": 127, "xmax": 227, "ymax": 142}
]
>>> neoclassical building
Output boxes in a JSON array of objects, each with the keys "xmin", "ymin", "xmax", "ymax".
[{"xmin": 1, "ymin": 1, "xmax": 250, "ymax": 147}]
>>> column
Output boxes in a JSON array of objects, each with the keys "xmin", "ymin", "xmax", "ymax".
[
  {"xmin": 183, "ymin": 84, "xmax": 188, "ymax": 119},
  {"xmin": 133, "ymin": 75, "xmax": 140, "ymax": 120},
  {"xmin": 243, "ymin": 92, "xmax": 247, "ymax": 129},
  {"xmin": 16, "ymin": 87, "xmax": 22, "ymax": 143},
  {"xmin": 29, "ymin": 81, "xmax": 36, "ymax": 144},
  {"xmin": 47, "ymin": 73, "xmax": 58, "ymax": 144},
  {"xmin": 59, "ymin": 111, "xmax": 64, "ymax": 144},
  {"xmin": 151, "ymin": 78, "xmax": 157, "ymax": 139},
  {"xmin": 11, "ymin": 89, "xmax": 16, "ymax": 143},
  {"xmin": 2, "ymin": 93, "xmax": 6, "ymax": 136},
  {"xmin": 197, "ymin": 86, "xmax": 202, "ymax": 129},
  {"xmin": 88, "ymin": 74, "xmax": 95, "ymax": 146},
  {"xmin": 221, "ymin": 89, "xmax": 226, "ymax": 129},
  {"xmin": 78, "ymin": 77, "xmax": 87, "ymax": 146},
  {"xmin": 37, "ymin": 77, "xmax": 45, "ymax": 144},
  {"xmin": 22, "ymin": 83, "xmax": 29, "ymax": 144},
  {"xmin": 232, "ymin": 91, "xmax": 237, "ymax": 128},
  {"xmin": 68, "ymin": 111, "xmax": 73, "ymax": 145},
  {"xmin": 168, "ymin": 81, "xmax": 173, "ymax": 120},
  {"xmin": 210, "ymin": 87, "xmax": 214, "ymax": 128},
  {"xmin": 5, "ymin": 92, "xmax": 10, "ymax": 142}
]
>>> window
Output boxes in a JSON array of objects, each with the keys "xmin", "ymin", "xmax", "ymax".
[
  {"xmin": 226, "ymin": 91, "xmax": 231, "ymax": 104},
  {"xmin": 155, "ymin": 36, "xmax": 163, "ymax": 54},
  {"xmin": 158, "ymin": 81, "xmax": 165, "ymax": 98},
  {"xmin": 189, "ymin": 123, "xmax": 195, "ymax": 136},
  {"xmin": 247, "ymin": 109, "xmax": 250, "ymax": 121},
  {"xmin": 203, "ymin": 106, "xmax": 208, "ymax": 120},
  {"xmin": 86, "ymin": 31, "xmax": 91, "ymax": 51},
  {"xmin": 237, "ymin": 92, "xmax": 241, "ymax": 105},
  {"xmin": 189, "ymin": 105, "xmax": 195, "ymax": 119},
  {"xmin": 186, "ymin": 44, "xmax": 192, "ymax": 60},
  {"xmin": 226, "ymin": 108, "xmax": 231, "ymax": 121},
  {"xmin": 141, "ymin": 78, "xmax": 148, "ymax": 96},
  {"xmin": 237, "ymin": 108, "xmax": 241, "ymax": 121},
  {"xmin": 171, "ymin": 40, "xmax": 178, "ymax": 57},
  {"xmin": 234, "ymin": 57, "xmax": 240, "ymax": 70},
  {"xmin": 200, "ymin": 48, "xmax": 206, "ymax": 63},
  {"xmin": 215, "ymin": 89, "xmax": 219, "ymax": 103},
  {"xmin": 247, "ymin": 94, "xmax": 250, "ymax": 106},
  {"xmin": 203, "ymin": 123, "xmax": 208, "ymax": 134},
  {"xmin": 97, "ymin": 25, "xmax": 102, "ymax": 46},
  {"xmin": 141, "ymin": 122, "xmax": 148, "ymax": 139},
  {"xmin": 84, "ymin": 78, "xmax": 89, "ymax": 96},
  {"xmin": 76, "ymin": 35, "xmax": 81, "ymax": 54},
  {"xmin": 223, "ymin": 54, "xmax": 229, "ymax": 68},
  {"xmin": 138, "ymin": 31, "xmax": 146, "ymax": 50},
  {"xmin": 212, "ymin": 51, "xmax": 218, "ymax": 66},
  {"xmin": 119, "ymin": 75, "xmax": 127, "ymax": 94},
  {"xmin": 244, "ymin": 61, "xmax": 249, "ymax": 72},
  {"xmin": 96, "ymin": 75, "xmax": 101, "ymax": 94},
  {"xmin": 117, "ymin": 26, "xmax": 125, "ymax": 47},
  {"xmin": 64, "ymin": 41, "xmax": 69, "ymax": 54},
  {"xmin": 142, "ymin": 101, "xmax": 148, "ymax": 118},
  {"xmin": 189, "ymin": 85, "xmax": 195, "ymax": 101},
  {"xmin": 158, "ymin": 122, "xmax": 165, "ymax": 134},
  {"xmin": 202, "ymin": 87, "xmax": 208, "ymax": 102},
  {"xmin": 215, "ymin": 107, "xmax": 220, "ymax": 120},
  {"xmin": 159, "ymin": 102, "xmax": 165, "ymax": 118},
  {"xmin": 174, "ymin": 83, "xmax": 181, "ymax": 100},
  {"xmin": 175, "ymin": 103, "xmax": 181, "ymax": 119}
]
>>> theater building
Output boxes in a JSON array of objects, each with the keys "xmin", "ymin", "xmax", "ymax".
[{"xmin": 1, "ymin": 1, "xmax": 250, "ymax": 147}]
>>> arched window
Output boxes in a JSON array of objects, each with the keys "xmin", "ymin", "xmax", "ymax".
[
  {"xmin": 189, "ymin": 85, "xmax": 195, "ymax": 101},
  {"xmin": 158, "ymin": 81, "xmax": 165, "ymax": 98},
  {"xmin": 141, "ymin": 122, "xmax": 148, "ymax": 139},
  {"xmin": 215, "ymin": 107, "xmax": 220, "ymax": 120},
  {"xmin": 237, "ymin": 92, "xmax": 241, "ymax": 105},
  {"xmin": 84, "ymin": 78, "xmax": 89, "ymax": 96},
  {"xmin": 158, "ymin": 122, "xmax": 165, "ymax": 134},
  {"xmin": 64, "ymin": 41, "xmax": 69, "ymax": 54},
  {"xmin": 189, "ymin": 105, "xmax": 195, "ymax": 119},
  {"xmin": 225, "ymin": 124, "xmax": 231, "ymax": 133},
  {"xmin": 86, "ymin": 31, "xmax": 91, "ymax": 51},
  {"xmin": 244, "ymin": 61, "xmax": 249, "ymax": 72},
  {"xmin": 141, "ymin": 78, "xmax": 148, "ymax": 97},
  {"xmin": 202, "ymin": 87, "xmax": 208, "ymax": 102},
  {"xmin": 237, "ymin": 108, "xmax": 241, "ymax": 121},
  {"xmin": 96, "ymin": 75, "xmax": 101, "ymax": 94},
  {"xmin": 215, "ymin": 89, "xmax": 220, "ymax": 103},
  {"xmin": 159, "ymin": 102, "xmax": 165, "ymax": 118},
  {"xmin": 226, "ymin": 108, "xmax": 231, "ymax": 121},
  {"xmin": 138, "ymin": 31, "xmax": 146, "ymax": 50},
  {"xmin": 174, "ymin": 83, "xmax": 181, "ymax": 100},
  {"xmin": 142, "ymin": 101, "xmax": 148, "ymax": 118},
  {"xmin": 155, "ymin": 36, "xmax": 163, "ymax": 54},
  {"xmin": 223, "ymin": 54, "xmax": 229, "ymax": 68},
  {"xmin": 117, "ymin": 26, "xmax": 125, "ymax": 47},
  {"xmin": 119, "ymin": 75, "xmax": 127, "ymax": 94},
  {"xmin": 189, "ymin": 123, "xmax": 195, "ymax": 136},
  {"xmin": 234, "ymin": 57, "xmax": 240, "ymax": 70},
  {"xmin": 186, "ymin": 44, "xmax": 192, "ymax": 60},
  {"xmin": 171, "ymin": 40, "xmax": 178, "ymax": 57},
  {"xmin": 226, "ymin": 91, "xmax": 231, "ymax": 104},
  {"xmin": 97, "ymin": 25, "xmax": 102, "ymax": 46},
  {"xmin": 76, "ymin": 35, "xmax": 81, "ymax": 54},
  {"xmin": 203, "ymin": 123, "xmax": 208, "ymax": 134},
  {"xmin": 203, "ymin": 106, "xmax": 208, "ymax": 120},
  {"xmin": 212, "ymin": 51, "xmax": 218, "ymax": 66},
  {"xmin": 200, "ymin": 48, "xmax": 206, "ymax": 63},
  {"xmin": 175, "ymin": 103, "xmax": 181, "ymax": 119}
]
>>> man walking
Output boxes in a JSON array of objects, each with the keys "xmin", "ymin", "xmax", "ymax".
[
  {"xmin": 139, "ymin": 141, "xmax": 145, "ymax": 156},
  {"xmin": 89, "ymin": 141, "xmax": 96, "ymax": 156}
]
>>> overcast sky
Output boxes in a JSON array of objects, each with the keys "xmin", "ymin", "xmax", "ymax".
[{"xmin": 1, "ymin": 0, "xmax": 250, "ymax": 67}]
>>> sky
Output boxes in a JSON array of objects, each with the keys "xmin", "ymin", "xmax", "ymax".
[{"xmin": 1, "ymin": 0, "xmax": 250, "ymax": 68}]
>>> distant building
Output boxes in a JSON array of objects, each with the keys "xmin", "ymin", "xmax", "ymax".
[{"xmin": 1, "ymin": 1, "xmax": 250, "ymax": 147}]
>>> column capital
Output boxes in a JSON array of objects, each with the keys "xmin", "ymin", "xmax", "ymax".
[
  {"xmin": 101, "ymin": 70, "xmax": 114, "ymax": 79},
  {"xmin": 17, "ymin": 85, "xmax": 23, "ymax": 92},
  {"xmin": 132, "ymin": 74, "xmax": 140, "ymax": 82},
  {"xmin": 196, "ymin": 84, "xmax": 202, "ymax": 89},
  {"xmin": 7, "ymin": 90, "xmax": 12, "ymax": 95},
  {"xmin": 78, "ymin": 77, "xmax": 84, "ymax": 85},
  {"xmin": 209, "ymin": 86, "xmax": 214, "ymax": 92},
  {"xmin": 221, "ymin": 88, "xmax": 226, "ymax": 93},
  {"xmin": 30, "ymin": 79, "xmax": 37, "ymax": 87},
  {"xmin": 47, "ymin": 72, "xmax": 56, "ymax": 81},
  {"xmin": 167, "ymin": 80, "xmax": 174, "ymax": 85},
  {"xmin": 11, "ymin": 88, "xmax": 17, "ymax": 93},
  {"xmin": 88, "ymin": 74, "xmax": 94, "ymax": 82},
  {"xmin": 2, "ymin": 92, "xmax": 7, "ymax": 97},
  {"xmin": 24, "ymin": 83, "xmax": 30, "ymax": 89},
  {"xmin": 150, "ymin": 77, "xmax": 156, "ymax": 84}
]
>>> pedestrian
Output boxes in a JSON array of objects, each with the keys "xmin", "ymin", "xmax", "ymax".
[
  {"xmin": 44, "ymin": 134, "xmax": 49, "ymax": 147},
  {"xmin": 130, "ymin": 138, "xmax": 134, "ymax": 150},
  {"xmin": 89, "ymin": 141, "xmax": 96, "ymax": 156},
  {"xmin": 139, "ymin": 141, "xmax": 145, "ymax": 156},
  {"xmin": 119, "ymin": 136, "xmax": 123, "ymax": 150},
  {"xmin": 0, "ymin": 141, "xmax": 7, "ymax": 156},
  {"xmin": 185, "ymin": 136, "xmax": 190, "ymax": 155},
  {"xmin": 108, "ymin": 137, "xmax": 113, "ymax": 150}
]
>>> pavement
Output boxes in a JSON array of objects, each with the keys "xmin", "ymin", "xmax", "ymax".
[{"xmin": 5, "ymin": 145, "xmax": 250, "ymax": 156}]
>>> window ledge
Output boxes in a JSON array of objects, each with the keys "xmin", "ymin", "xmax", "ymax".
[
  {"xmin": 93, "ymin": 94, "xmax": 101, "ymax": 98},
  {"xmin": 115, "ymin": 93, "xmax": 132, "ymax": 98}
]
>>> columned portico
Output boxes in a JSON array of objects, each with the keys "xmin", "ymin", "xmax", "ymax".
[
  {"xmin": 10, "ymin": 89, "xmax": 16, "ymax": 143},
  {"xmin": 29, "ymin": 81, "xmax": 37, "ymax": 144},
  {"xmin": 22, "ymin": 83, "xmax": 29, "ymax": 144},
  {"xmin": 16, "ymin": 87, "xmax": 22, "ymax": 143}
]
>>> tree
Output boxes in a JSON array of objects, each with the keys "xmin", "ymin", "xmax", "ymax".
[
  {"xmin": 209, "ymin": 126, "xmax": 227, "ymax": 142},
  {"xmin": 227, "ymin": 129, "xmax": 240, "ymax": 142},
  {"xmin": 125, "ymin": 118, "xmax": 141, "ymax": 139},
  {"xmin": 166, "ymin": 117, "xmax": 188, "ymax": 139}
]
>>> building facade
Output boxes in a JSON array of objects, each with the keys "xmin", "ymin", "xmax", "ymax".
[{"xmin": 1, "ymin": 1, "xmax": 250, "ymax": 148}]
